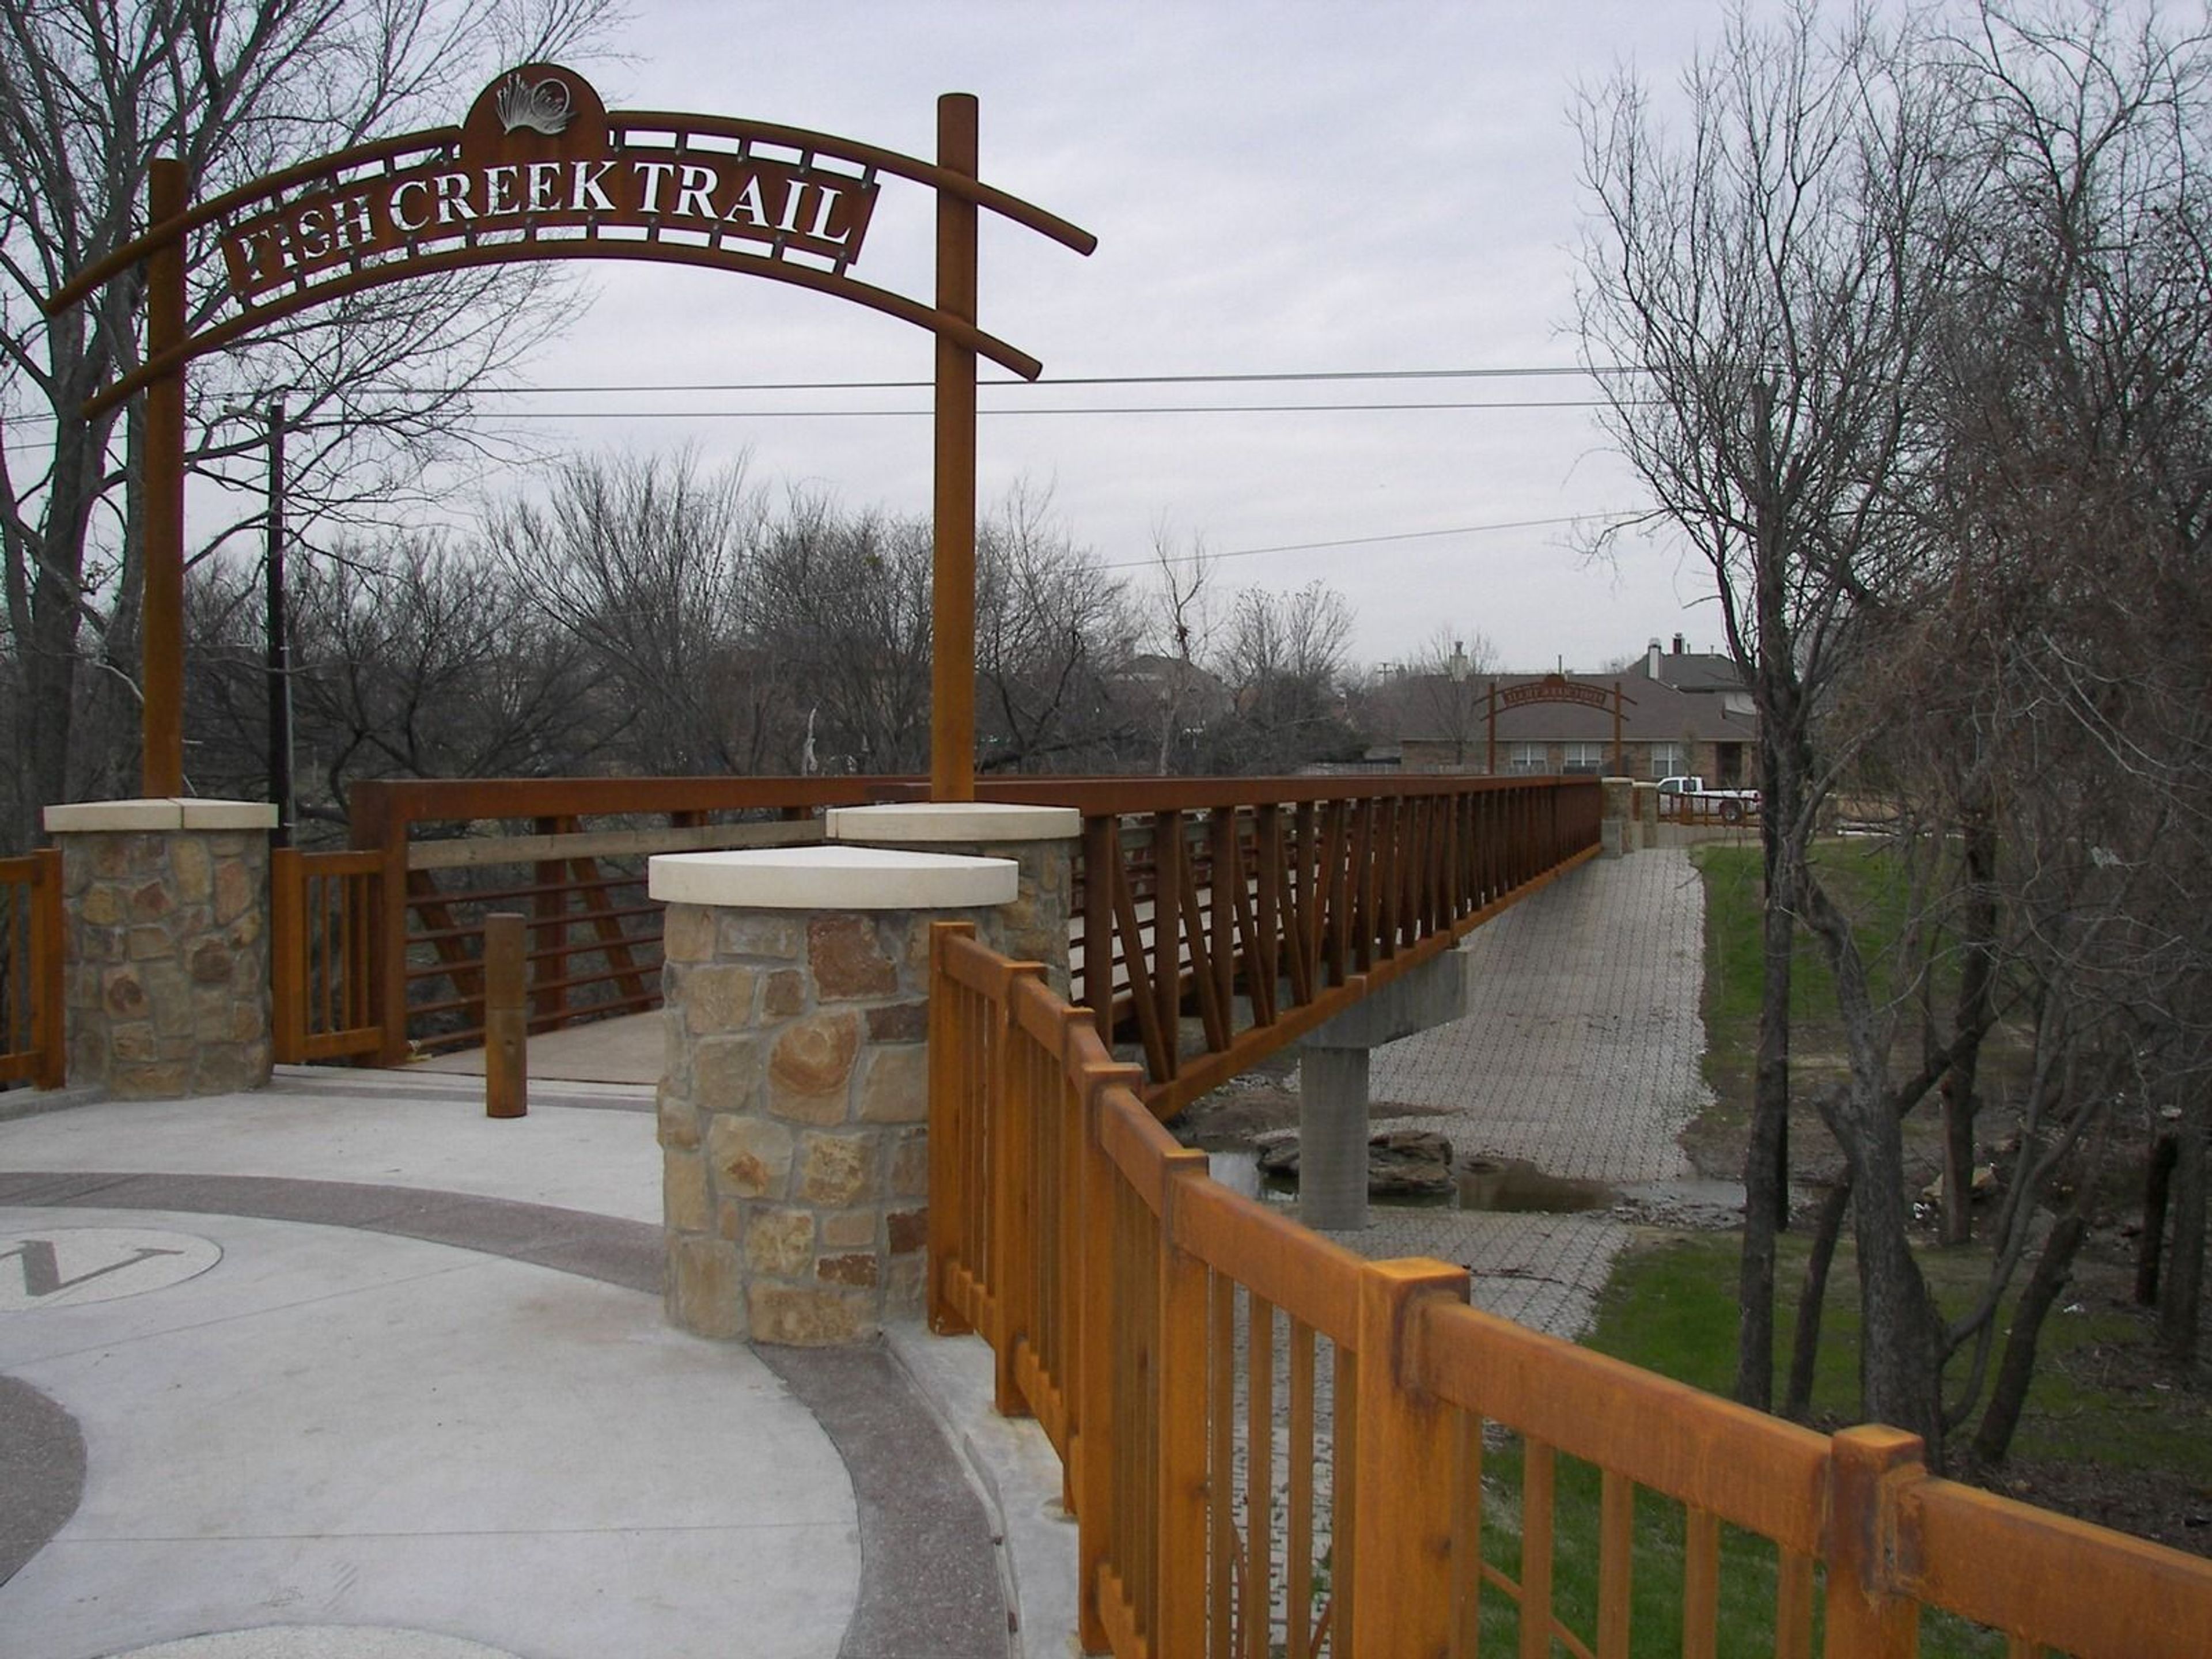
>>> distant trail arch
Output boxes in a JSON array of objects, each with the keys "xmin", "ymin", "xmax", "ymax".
[
  {"xmin": 48, "ymin": 65, "xmax": 1096, "ymax": 801},
  {"xmin": 1484, "ymin": 674, "xmax": 1633, "ymax": 775}
]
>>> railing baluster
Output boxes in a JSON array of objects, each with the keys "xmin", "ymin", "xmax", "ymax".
[
  {"xmin": 1153, "ymin": 810, "xmax": 1184, "ymax": 1082},
  {"xmin": 1520, "ymin": 1438, "xmax": 1556, "ymax": 1659},
  {"xmin": 1681, "ymin": 1505, "xmax": 1720, "ymax": 1659},
  {"xmin": 1255, "ymin": 805, "xmax": 1281, "ymax": 1025}
]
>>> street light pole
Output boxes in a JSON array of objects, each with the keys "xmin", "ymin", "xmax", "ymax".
[{"xmin": 259, "ymin": 399, "xmax": 294, "ymax": 845}]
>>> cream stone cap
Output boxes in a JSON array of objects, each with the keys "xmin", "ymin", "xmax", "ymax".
[
  {"xmin": 827, "ymin": 802, "xmax": 1081, "ymax": 843},
  {"xmin": 44, "ymin": 798, "xmax": 279, "ymax": 833},
  {"xmin": 649, "ymin": 843, "xmax": 1017, "ymax": 911}
]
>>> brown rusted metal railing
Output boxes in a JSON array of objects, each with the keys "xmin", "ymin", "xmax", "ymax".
[
  {"xmin": 281, "ymin": 773, "xmax": 1597, "ymax": 1075},
  {"xmin": 338, "ymin": 777, "xmax": 895, "ymax": 1063},
  {"xmin": 0, "ymin": 850, "xmax": 65, "ymax": 1089},
  {"xmin": 1039, "ymin": 775, "xmax": 1602, "ymax": 1115},
  {"xmin": 931, "ymin": 918, "xmax": 2212, "ymax": 1659}
]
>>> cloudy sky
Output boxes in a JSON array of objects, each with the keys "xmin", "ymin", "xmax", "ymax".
[{"xmin": 503, "ymin": 1, "xmax": 1744, "ymax": 672}]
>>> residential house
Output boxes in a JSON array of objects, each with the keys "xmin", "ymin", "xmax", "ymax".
[{"xmin": 1365, "ymin": 633, "xmax": 1757, "ymax": 782}]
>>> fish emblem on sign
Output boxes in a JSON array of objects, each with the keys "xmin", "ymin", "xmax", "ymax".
[{"xmin": 494, "ymin": 72, "xmax": 575, "ymax": 136}]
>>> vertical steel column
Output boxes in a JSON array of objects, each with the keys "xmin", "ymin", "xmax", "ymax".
[
  {"xmin": 143, "ymin": 160, "xmax": 188, "ymax": 797},
  {"xmin": 931, "ymin": 93, "xmax": 980, "ymax": 802}
]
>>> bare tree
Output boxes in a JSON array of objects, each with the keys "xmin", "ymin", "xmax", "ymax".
[
  {"xmin": 1575, "ymin": 2, "xmax": 1961, "ymax": 1443},
  {"xmin": 1141, "ymin": 524, "xmax": 1218, "ymax": 775},
  {"xmin": 1398, "ymin": 627, "xmax": 1498, "ymax": 770},
  {"xmin": 1203, "ymin": 579, "xmax": 1361, "ymax": 774},
  {"xmin": 753, "ymin": 494, "xmax": 935, "ymax": 775},
  {"xmin": 974, "ymin": 481, "xmax": 1140, "ymax": 772},
  {"xmin": 0, "ymin": 0, "xmax": 616, "ymax": 847},
  {"xmin": 488, "ymin": 449, "xmax": 791, "ymax": 775}
]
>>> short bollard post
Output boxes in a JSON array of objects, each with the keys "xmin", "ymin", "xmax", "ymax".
[{"xmin": 484, "ymin": 911, "xmax": 527, "ymax": 1119}]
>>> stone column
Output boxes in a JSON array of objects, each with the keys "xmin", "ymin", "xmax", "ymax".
[
  {"xmin": 1634, "ymin": 782, "xmax": 1659, "ymax": 850},
  {"xmin": 43, "ymin": 798, "xmax": 278, "ymax": 1099},
  {"xmin": 649, "ymin": 843, "xmax": 1017, "ymax": 1346},
  {"xmin": 1600, "ymin": 776, "xmax": 1634, "ymax": 858},
  {"xmin": 825, "ymin": 802, "xmax": 1080, "ymax": 996}
]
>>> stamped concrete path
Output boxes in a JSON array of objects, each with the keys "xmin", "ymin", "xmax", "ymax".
[
  {"xmin": 0, "ymin": 1074, "xmax": 1014, "ymax": 1659},
  {"xmin": 1335, "ymin": 846, "xmax": 1714, "ymax": 1337}
]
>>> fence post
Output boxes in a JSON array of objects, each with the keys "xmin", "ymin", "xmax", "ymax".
[
  {"xmin": 484, "ymin": 911, "xmax": 527, "ymax": 1119},
  {"xmin": 1074, "ymin": 1056, "xmax": 1145, "ymax": 1656},
  {"xmin": 1351, "ymin": 1256, "xmax": 1471, "ymax": 1657},
  {"xmin": 350, "ymin": 781, "xmax": 412, "ymax": 1066},
  {"xmin": 927, "ymin": 920, "xmax": 977, "ymax": 1335},
  {"xmin": 1154, "ymin": 1149, "xmax": 1213, "ymax": 1656},
  {"xmin": 1825, "ymin": 1425, "xmax": 1924, "ymax": 1658},
  {"xmin": 988, "ymin": 956, "xmax": 1047, "ymax": 1415}
]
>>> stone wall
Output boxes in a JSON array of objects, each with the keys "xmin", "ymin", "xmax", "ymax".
[
  {"xmin": 658, "ymin": 900, "xmax": 979, "ymax": 1344},
  {"xmin": 51, "ymin": 813, "xmax": 274, "ymax": 1097}
]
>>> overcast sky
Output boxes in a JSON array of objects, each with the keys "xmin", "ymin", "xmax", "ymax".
[{"xmin": 504, "ymin": 1, "xmax": 1745, "ymax": 673}]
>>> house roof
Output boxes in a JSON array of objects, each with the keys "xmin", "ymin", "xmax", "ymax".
[
  {"xmin": 1374, "ymin": 670, "xmax": 1754, "ymax": 747},
  {"xmin": 1629, "ymin": 650, "xmax": 1746, "ymax": 695}
]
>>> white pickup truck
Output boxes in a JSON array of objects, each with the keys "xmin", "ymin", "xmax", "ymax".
[{"xmin": 1656, "ymin": 775, "xmax": 1762, "ymax": 824}]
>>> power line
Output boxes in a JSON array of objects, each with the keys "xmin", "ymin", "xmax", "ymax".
[
  {"xmin": 484, "ymin": 364, "xmax": 1627, "ymax": 394},
  {"xmin": 486, "ymin": 398, "xmax": 1630, "ymax": 419},
  {"xmin": 1094, "ymin": 512, "xmax": 1636, "ymax": 572}
]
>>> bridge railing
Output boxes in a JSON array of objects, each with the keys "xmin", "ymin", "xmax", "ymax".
[
  {"xmin": 1035, "ymin": 775, "xmax": 1602, "ymax": 1115},
  {"xmin": 929, "ymin": 918, "xmax": 2212, "ymax": 1659},
  {"xmin": 321, "ymin": 776, "xmax": 894, "ymax": 1063},
  {"xmin": 280, "ymin": 772, "xmax": 1599, "ymax": 1076}
]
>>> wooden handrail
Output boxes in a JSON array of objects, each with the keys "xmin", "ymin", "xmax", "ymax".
[{"xmin": 932, "ymin": 906, "xmax": 2212, "ymax": 1659}]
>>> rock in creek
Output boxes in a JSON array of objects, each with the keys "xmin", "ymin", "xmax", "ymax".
[{"xmin": 1257, "ymin": 1128, "xmax": 1455, "ymax": 1197}]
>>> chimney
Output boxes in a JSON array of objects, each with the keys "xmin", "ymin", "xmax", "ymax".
[
  {"xmin": 1672, "ymin": 632, "xmax": 1685, "ymax": 655},
  {"xmin": 1646, "ymin": 637, "xmax": 1662, "ymax": 679}
]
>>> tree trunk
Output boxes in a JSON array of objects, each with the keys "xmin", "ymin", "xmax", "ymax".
[
  {"xmin": 1972, "ymin": 1211, "xmax": 2088, "ymax": 1463},
  {"xmin": 2159, "ymin": 1103, "xmax": 2205, "ymax": 1365},
  {"xmin": 1940, "ymin": 803, "xmax": 1998, "ymax": 1246},
  {"xmin": 2137, "ymin": 1132, "xmax": 2179, "ymax": 1307},
  {"xmin": 1785, "ymin": 1176, "xmax": 1852, "ymax": 1419},
  {"xmin": 1736, "ymin": 781, "xmax": 1796, "ymax": 1410},
  {"xmin": 1847, "ymin": 1120, "xmax": 1948, "ymax": 1461}
]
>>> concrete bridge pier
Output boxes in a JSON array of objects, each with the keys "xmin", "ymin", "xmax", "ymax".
[{"xmin": 1294, "ymin": 948, "xmax": 1475, "ymax": 1229}]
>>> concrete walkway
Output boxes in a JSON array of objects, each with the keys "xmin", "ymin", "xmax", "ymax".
[{"xmin": 0, "ymin": 1071, "xmax": 1016, "ymax": 1659}]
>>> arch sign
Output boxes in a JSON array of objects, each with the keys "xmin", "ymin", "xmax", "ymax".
[
  {"xmin": 48, "ymin": 66, "xmax": 1095, "ymax": 801},
  {"xmin": 1484, "ymin": 673, "xmax": 1634, "ymax": 775}
]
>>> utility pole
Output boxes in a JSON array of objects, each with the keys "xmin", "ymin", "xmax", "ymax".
[{"xmin": 248, "ymin": 399, "xmax": 296, "ymax": 845}]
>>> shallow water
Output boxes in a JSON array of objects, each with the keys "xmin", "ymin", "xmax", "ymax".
[{"xmin": 1204, "ymin": 1147, "xmax": 1619, "ymax": 1214}]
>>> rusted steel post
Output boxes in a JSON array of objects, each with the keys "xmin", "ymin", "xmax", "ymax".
[
  {"xmin": 930, "ymin": 92, "xmax": 980, "ymax": 802},
  {"xmin": 143, "ymin": 160, "xmax": 188, "ymax": 797},
  {"xmin": 483, "ymin": 911, "xmax": 527, "ymax": 1119},
  {"xmin": 31, "ymin": 849, "xmax": 65, "ymax": 1089}
]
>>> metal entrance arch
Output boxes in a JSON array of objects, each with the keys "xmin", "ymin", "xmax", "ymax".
[
  {"xmin": 1483, "ymin": 673, "xmax": 1634, "ymax": 775},
  {"xmin": 45, "ymin": 64, "xmax": 1095, "ymax": 804}
]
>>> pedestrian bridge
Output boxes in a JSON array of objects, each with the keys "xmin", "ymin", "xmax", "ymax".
[{"xmin": 9, "ymin": 771, "xmax": 2207, "ymax": 1656}]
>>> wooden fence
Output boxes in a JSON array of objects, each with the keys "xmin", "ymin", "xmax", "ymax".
[
  {"xmin": 0, "ymin": 850, "xmax": 64, "ymax": 1089},
  {"xmin": 930, "ymin": 920, "xmax": 2212, "ymax": 1658}
]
